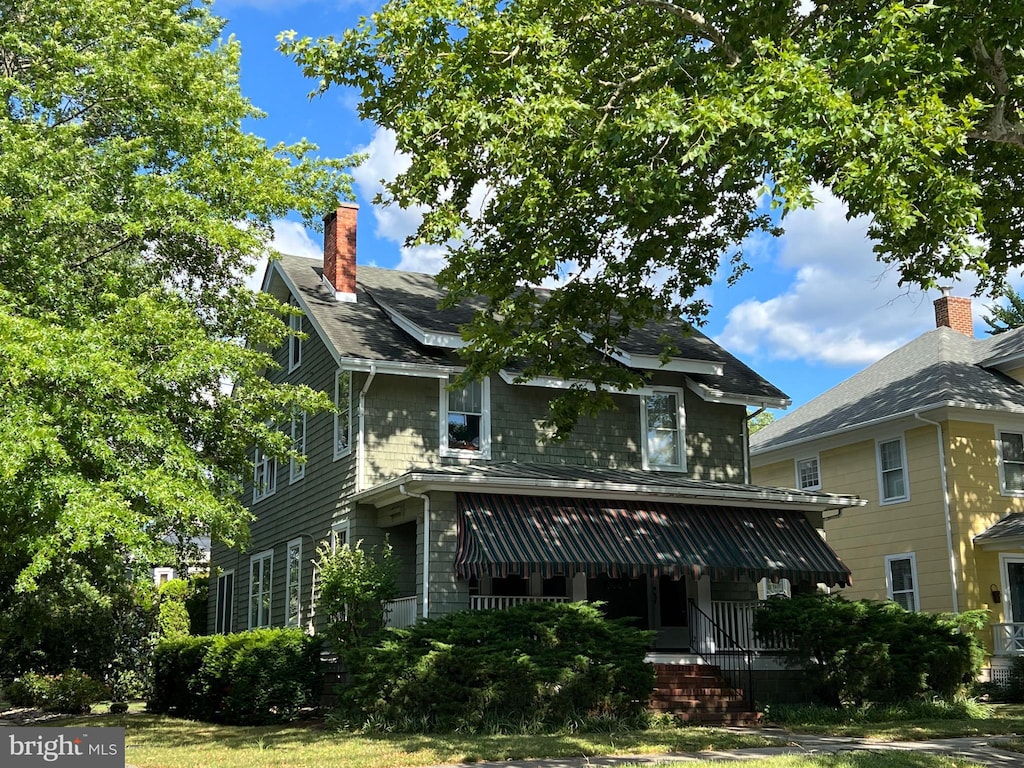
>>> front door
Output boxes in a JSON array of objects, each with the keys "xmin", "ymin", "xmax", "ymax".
[
  {"xmin": 654, "ymin": 574, "xmax": 690, "ymax": 650},
  {"xmin": 586, "ymin": 574, "xmax": 649, "ymax": 630},
  {"xmin": 1002, "ymin": 556, "xmax": 1024, "ymax": 624}
]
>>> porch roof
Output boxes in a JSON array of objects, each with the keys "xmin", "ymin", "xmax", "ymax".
[
  {"xmin": 974, "ymin": 513, "xmax": 1024, "ymax": 549},
  {"xmin": 453, "ymin": 493, "xmax": 853, "ymax": 587}
]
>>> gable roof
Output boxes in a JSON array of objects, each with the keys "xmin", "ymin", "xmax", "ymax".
[
  {"xmin": 267, "ymin": 253, "xmax": 787, "ymax": 405},
  {"xmin": 750, "ymin": 325, "xmax": 1024, "ymax": 453}
]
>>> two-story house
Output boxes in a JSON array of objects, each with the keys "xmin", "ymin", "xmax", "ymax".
[
  {"xmin": 208, "ymin": 205, "xmax": 861, "ymax": 681},
  {"xmin": 750, "ymin": 293, "xmax": 1024, "ymax": 679}
]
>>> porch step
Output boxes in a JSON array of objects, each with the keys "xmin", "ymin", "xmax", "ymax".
[{"xmin": 649, "ymin": 663, "xmax": 760, "ymax": 726}]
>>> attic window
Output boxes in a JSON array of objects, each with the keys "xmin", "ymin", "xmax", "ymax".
[
  {"xmin": 441, "ymin": 375, "xmax": 490, "ymax": 458},
  {"xmin": 641, "ymin": 388, "xmax": 685, "ymax": 471}
]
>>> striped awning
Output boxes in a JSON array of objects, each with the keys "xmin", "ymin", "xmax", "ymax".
[{"xmin": 454, "ymin": 493, "xmax": 852, "ymax": 587}]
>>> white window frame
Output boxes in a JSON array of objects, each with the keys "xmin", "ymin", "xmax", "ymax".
[
  {"xmin": 640, "ymin": 387, "xmax": 686, "ymax": 471},
  {"xmin": 153, "ymin": 567, "xmax": 175, "ymax": 586},
  {"xmin": 331, "ymin": 519, "xmax": 350, "ymax": 553},
  {"xmin": 997, "ymin": 429, "xmax": 1024, "ymax": 496},
  {"xmin": 795, "ymin": 455, "xmax": 821, "ymax": 491},
  {"xmin": 334, "ymin": 370, "xmax": 352, "ymax": 460},
  {"xmin": 758, "ymin": 577, "xmax": 791, "ymax": 600},
  {"xmin": 876, "ymin": 435, "xmax": 909, "ymax": 504},
  {"xmin": 440, "ymin": 374, "xmax": 491, "ymax": 459},
  {"xmin": 290, "ymin": 410, "xmax": 307, "ymax": 484},
  {"xmin": 253, "ymin": 446, "xmax": 277, "ymax": 503},
  {"xmin": 249, "ymin": 550, "xmax": 274, "ymax": 629},
  {"xmin": 286, "ymin": 538, "xmax": 302, "ymax": 628},
  {"xmin": 215, "ymin": 570, "xmax": 234, "ymax": 635},
  {"xmin": 288, "ymin": 298, "xmax": 302, "ymax": 372},
  {"xmin": 884, "ymin": 553, "xmax": 919, "ymax": 612}
]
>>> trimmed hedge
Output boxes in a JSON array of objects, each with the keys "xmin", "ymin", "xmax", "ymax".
[
  {"xmin": 149, "ymin": 628, "xmax": 323, "ymax": 724},
  {"xmin": 337, "ymin": 601, "xmax": 654, "ymax": 732}
]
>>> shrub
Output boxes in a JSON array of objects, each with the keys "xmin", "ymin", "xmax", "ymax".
[
  {"xmin": 753, "ymin": 593, "xmax": 984, "ymax": 705},
  {"xmin": 337, "ymin": 601, "xmax": 654, "ymax": 732},
  {"xmin": 5, "ymin": 670, "xmax": 109, "ymax": 713},
  {"xmin": 149, "ymin": 628, "xmax": 322, "ymax": 724},
  {"xmin": 317, "ymin": 539, "xmax": 398, "ymax": 649}
]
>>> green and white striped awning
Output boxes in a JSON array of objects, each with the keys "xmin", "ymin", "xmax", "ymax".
[{"xmin": 454, "ymin": 493, "xmax": 852, "ymax": 587}]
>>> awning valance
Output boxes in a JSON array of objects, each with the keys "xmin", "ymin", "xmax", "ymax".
[{"xmin": 454, "ymin": 493, "xmax": 852, "ymax": 587}]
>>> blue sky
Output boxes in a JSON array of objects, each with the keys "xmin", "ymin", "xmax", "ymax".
[{"xmin": 216, "ymin": 0, "xmax": 1000, "ymax": 414}]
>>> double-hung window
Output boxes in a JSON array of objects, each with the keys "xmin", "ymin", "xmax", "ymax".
[
  {"xmin": 253, "ymin": 446, "xmax": 276, "ymax": 502},
  {"xmin": 999, "ymin": 430, "xmax": 1024, "ymax": 494},
  {"xmin": 796, "ymin": 456, "xmax": 821, "ymax": 491},
  {"xmin": 249, "ymin": 550, "xmax": 273, "ymax": 628},
  {"xmin": 288, "ymin": 298, "xmax": 302, "ymax": 371},
  {"xmin": 441, "ymin": 375, "xmax": 490, "ymax": 457},
  {"xmin": 885, "ymin": 553, "xmax": 919, "ymax": 611},
  {"xmin": 334, "ymin": 370, "xmax": 352, "ymax": 460},
  {"xmin": 877, "ymin": 437, "xmax": 908, "ymax": 503},
  {"xmin": 641, "ymin": 389, "xmax": 685, "ymax": 470},
  {"xmin": 215, "ymin": 571, "xmax": 234, "ymax": 634},
  {"xmin": 290, "ymin": 410, "xmax": 306, "ymax": 483},
  {"xmin": 285, "ymin": 539, "xmax": 302, "ymax": 628}
]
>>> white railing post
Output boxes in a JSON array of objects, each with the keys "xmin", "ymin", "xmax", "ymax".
[
  {"xmin": 469, "ymin": 595, "xmax": 570, "ymax": 611},
  {"xmin": 993, "ymin": 623, "xmax": 1024, "ymax": 655},
  {"xmin": 384, "ymin": 595, "xmax": 418, "ymax": 629}
]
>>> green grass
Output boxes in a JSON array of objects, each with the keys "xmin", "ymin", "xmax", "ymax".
[{"xmin": 633, "ymin": 757, "xmax": 982, "ymax": 768}]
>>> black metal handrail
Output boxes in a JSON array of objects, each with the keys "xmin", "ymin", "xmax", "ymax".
[{"xmin": 687, "ymin": 598, "xmax": 754, "ymax": 710}]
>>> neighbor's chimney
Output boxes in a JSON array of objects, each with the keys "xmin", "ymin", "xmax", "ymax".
[
  {"xmin": 933, "ymin": 287, "xmax": 973, "ymax": 337},
  {"xmin": 323, "ymin": 203, "xmax": 358, "ymax": 303}
]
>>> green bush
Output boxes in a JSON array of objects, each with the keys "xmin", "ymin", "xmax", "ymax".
[
  {"xmin": 5, "ymin": 670, "xmax": 109, "ymax": 713},
  {"xmin": 753, "ymin": 593, "xmax": 984, "ymax": 706},
  {"xmin": 337, "ymin": 601, "xmax": 654, "ymax": 733},
  {"xmin": 149, "ymin": 628, "xmax": 323, "ymax": 724}
]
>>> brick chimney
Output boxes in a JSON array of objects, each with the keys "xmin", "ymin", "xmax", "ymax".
[
  {"xmin": 933, "ymin": 288, "xmax": 973, "ymax": 337},
  {"xmin": 323, "ymin": 203, "xmax": 358, "ymax": 303}
]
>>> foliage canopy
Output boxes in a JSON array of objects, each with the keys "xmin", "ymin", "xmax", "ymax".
[
  {"xmin": 0, "ymin": 0, "xmax": 352, "ymax": 613},
  {"xmin": 283, "ymin": 0, "xmax": 1024, "ymax": 430}
]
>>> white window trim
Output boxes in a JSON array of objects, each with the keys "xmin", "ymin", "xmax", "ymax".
[
  {"xmin": 253, "ymin": 446, "xmax": 277, "ymax": 503},
  {"xmin": 215, "ymin": 570, "xmax": 234, "ymax": 635},
  {"xmin": 440, "ymin": 374, "xmax": 491, "ymax": 459},
  {"xmin": 999, "ymin": 553, "xmax": 1024, "ymax": 624},
  {"xmin": 288, "ymin": 299, "xmax": 302, "ymax": 372},
  {"xmin": 795, "ymin": 455, "xmax": 821, "ymax": 491},
  {"xmin": 331, "ymin": 518, "xmax": 350, "ymax": 554},
  {"xmin": 884, "ymin": 552, "xmax": 919, "ymax": 611},
  {"xmin": 286, "ymin": 538, "xmax": 302, "ymax": 628},
  {"xmin": 876, "ymin": 435, "xmax": 909, "ymax": 504},
  {"xmin": 758, "ymin": 577, "xmax": 791, "ymax": 600},
  {"xmin": 334, "ymin": 369, "xmax": 353, "ymax": 460},
  {"xmin": 249, "ymin": 550, "xmax": 274, "ymax": 629},
  {"xmin": 290, "ymin": 410, "xmax": 307, "ymax": 484},
  {"xmin": 640, "ymin": 387, "xmax": 687, "ymax": 471},
  {"xmin": 996, "ymin": 427, "xmax": 1024, "ymax": 497}
]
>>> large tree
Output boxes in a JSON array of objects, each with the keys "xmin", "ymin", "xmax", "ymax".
[
  {"xmin": 283, "ymin": 0, "xmax": 1023, "ymax": 431},
  {"xmin": 0, "ymin": 0, "xmax": 351, "ymax": 617}
]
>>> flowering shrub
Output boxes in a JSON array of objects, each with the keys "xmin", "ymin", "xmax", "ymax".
[{"xmin": 5, "ymin": 669, "xmax": 109, "ymax": 713}]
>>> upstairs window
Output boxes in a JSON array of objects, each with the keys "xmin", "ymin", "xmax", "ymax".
[
  {"xmin": 288, "ymin": 298, "xmax": 302, "ymax": 371},
  {"xmin": 885, "ymin": 553, "xmax": 919, "ymax": 611},
  {"xmin": 334, "ymin": 370, "xmax": 352, "ymax": 460},
  {"xmin": 877, "ymin": 437, "xmax": 908, "ymax": 503},
  {"xmin": 999, "ymin": 431, "xmax": 1024, "ymax": 494},
  {"xmin": 253, "ymin": 446, "xmax": 276, "ymax": 502},
  {"xmin": 441, "ymin": 375, "xmax": 490, "ymax": 458},
  {"xmin": 641, "ymin": 389, "xmax": 685, "ymax": 470},
  {"xmin": 796, "ymin": 456, "xmax": 821, "ymax": 491},
  {"xmin": 290, "ymin": 410, "xmax": 306, "ymax": 483}
]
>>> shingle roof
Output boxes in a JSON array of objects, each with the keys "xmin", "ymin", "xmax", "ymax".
[
  {"xmin": 974, "ymin": 512, "xmax": 1024, "ymax": 543},
  {"xmin": 272, "ymin": 254, "xmax": 785, "ymax": 402},
  {"xmin": 750, "ymin": 325, "xmax": 1024, "ymax": 453}
]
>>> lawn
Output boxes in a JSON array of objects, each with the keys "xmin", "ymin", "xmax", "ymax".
[{"xmin": 19, "ymin": 703, "xmax": 1024, "ymax": 768}]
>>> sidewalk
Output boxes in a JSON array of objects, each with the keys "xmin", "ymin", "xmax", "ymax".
[{"xmin": 419, "ymin": 727, "xmax": 1024, "ymax": 768}]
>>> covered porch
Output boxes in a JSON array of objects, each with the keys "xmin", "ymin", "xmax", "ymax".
[{"xmin": 973, "ymin": 514, "xmax": 1024, "ymax": 660}]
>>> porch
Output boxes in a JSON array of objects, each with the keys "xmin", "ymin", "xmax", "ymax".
[{"xmin": 992, "ymin": 623, "xmax": 1024, "ymax": 656}]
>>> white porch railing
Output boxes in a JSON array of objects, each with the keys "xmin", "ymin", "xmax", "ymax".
[
  {"xmin": 709, "ymin": 600, "xmax": 787, "ymax": 651},
  {"xmin": 384, "ymin": 595, "xmax": 418, "ymax": 629},
  {"xmin": 470, "ymin": 595, "xmax": 571, "ymax": 611},
  {"xmin": 993, "ymin": 623, "xmax": 1024, "ymax": 655}
]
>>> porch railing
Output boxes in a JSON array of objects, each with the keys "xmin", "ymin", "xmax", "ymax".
[
  {"xmin": 688, "ymin": 598, "xmax": 754, "ymax": 710},
  {"xmin": 993, "ymin": 623, "xmax": 1024, "ymax": 655},
  {"xmin": 384, "ymin": 595, "xmax": 418, "ymax": 629},
  {"xmin": 470, "ymin": 595, "xmax": 570, "ymax": 611},
  {"xmin": 709, "ymin": 600, "xmax": 787, "ymax": 651}
]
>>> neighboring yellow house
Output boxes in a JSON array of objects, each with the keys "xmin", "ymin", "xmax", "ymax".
[{"xmin": 751, "ymin": 292, "xmax": 1024, "ymax": 679}]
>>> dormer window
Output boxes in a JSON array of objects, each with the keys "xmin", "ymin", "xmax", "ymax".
[
  {"xmin": 641, "ymin": 388, "xmax": 685, "ymax": 471},
  {"xmin": 441, "ymin": 375, "xmax": 490, "ymax": 458}
]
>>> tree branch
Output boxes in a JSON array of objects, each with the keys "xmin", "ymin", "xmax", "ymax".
[
  {"xmin": 969, "ymin": 38, "xmax": 1024, "ymax": 147},
  {"xmin": 624, "ymin": 0, "xmax": 741, "ymax": 66}
]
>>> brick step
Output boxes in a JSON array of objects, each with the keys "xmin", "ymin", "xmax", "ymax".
[
  {"xmin": 673, "ymin": 710, "xmax": 762, "ymax": 726},
  {"xmin": 652, "ymin": 664, "xmax": 720, "ymax": 675},
  {"xmin": 653, "ymin": 681, "xmax": 735, "ymax": 693},
  {"xmin": 652, "ymin": 687, "xmax": 745, "ymax": 700},
  {"xmin": 649, "ymin": 697, "xmax": 752, "ymax": 711}
]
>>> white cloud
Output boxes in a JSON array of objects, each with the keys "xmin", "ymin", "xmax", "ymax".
[
  {"xmin": 717, "ymin": 188, "xmax": 977, "ymax": 367},
  {"xmin": 241, "ymin": 219, "xmax": 323, "ymax": 293}
]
